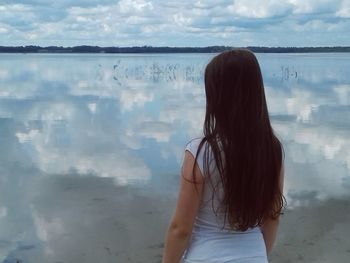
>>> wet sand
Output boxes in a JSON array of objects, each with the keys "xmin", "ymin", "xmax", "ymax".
[
  {"xmin": 6, "ymin": 175, "xmax": 174, "ymax": 263},
  {"xmin": 270, "ymin": 197, "xmax": 350, "ymax": 262},
  {"xmin": 6, "ymin": 174, "xmax": 350, "ymax": 263}
]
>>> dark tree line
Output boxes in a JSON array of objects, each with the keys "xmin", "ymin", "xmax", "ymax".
[{"xmin": 0, "ymin": 45, "xmax": 349, "ymax": 53}]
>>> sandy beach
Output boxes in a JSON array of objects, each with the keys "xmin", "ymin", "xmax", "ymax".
[{"xmin": 270, "ymin": 197, "xmax": 350, "ymax": 263}]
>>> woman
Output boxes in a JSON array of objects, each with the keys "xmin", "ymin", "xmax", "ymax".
[{"xmin": 162, "ymin": 49, "xmax": 285, "ymax": 263}]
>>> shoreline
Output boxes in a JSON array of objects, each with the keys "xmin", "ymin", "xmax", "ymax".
[{"xmin": 1, "ymin": 45, "xmax": 350, "ymax": 54}]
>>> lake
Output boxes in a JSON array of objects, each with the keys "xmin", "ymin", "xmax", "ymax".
[{"xmin": 0, "ymin": 53, "xmax": 349, "ymax": 262}]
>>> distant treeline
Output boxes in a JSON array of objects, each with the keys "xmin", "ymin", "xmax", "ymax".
[{"xmin": 0, "ymin": 45, "xmax": 350, "ymax": 53}]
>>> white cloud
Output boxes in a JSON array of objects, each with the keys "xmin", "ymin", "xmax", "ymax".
[
  {"xmin": 0, "ymin": 0, "xmax": 348, "ymax": 46},
  {"xmin": 16, "ymin": 129, "xmax": 41, "ymax": 143},
  {"xmin": 15, "ymin": 118, "xmax": 151, "ymax": 185},
  {"xmin": 173, "ymin": 13, "xmax": 192, "ymax": 27},
  {"xmin": 283, "ymin": 125, "xmax": 350, "ymax": 201},
  {"xmin": 118, "ymin": 0, "xmax": 154, "ymax": 13},
  {"xmin": 87, "ymin": 102, "xmax": 97, "ymax": 113},
  {"xmin": 288, "ymin": 0, "xmax": 341, "ymax": 14},
  {"xmin": 228, "ymin": 0, "xmax": 292, "ymax": 18},
  {"xmin": 137, "ymin": 121, "xmax": 173, "ymax": 142},
  {"xmin": 0, "ymin": 206, "xmax": 7, "ymax": 218},
  {"xmin": 0, "ymin": 27, "xmax": 8, "ymax": 33},
  {"xmin": 120, "ymin": 87, "xmax": 154, "ymax": 112},
  {"xmin": 336, "ymin": 0, "xmax": 350, "ymax": 18},
  {"xmin": 32, "ymin": 210, "xmax": 64, "ymax": 242},
  {"xmin": 0, "ymin": 68, "xmax": 9, "ymax": 79},
  {"xmin": 333, "ymin": 84, "xmax": 350, "ymax": 105}
]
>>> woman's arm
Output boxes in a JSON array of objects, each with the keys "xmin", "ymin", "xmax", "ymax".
[
  {"xmin": 162, "ymin": 151, "xmax": 204, "ymax": 263},
  {"xmin": 261, "ymin": 164, "xmax": 285, "ymax": 255},
  {"xmin": 261, "ymin": 216, "xmax": 280, "ymax": 255}
]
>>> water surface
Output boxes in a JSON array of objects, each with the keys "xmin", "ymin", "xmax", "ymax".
[{"xmin": 0, "ymin": 53, "xmax": 349, "ymax": 262}]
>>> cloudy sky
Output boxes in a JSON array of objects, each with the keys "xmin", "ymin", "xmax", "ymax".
[{"xmin": 0, "ymin": 0, "xmax": 350, "ymax": 47}]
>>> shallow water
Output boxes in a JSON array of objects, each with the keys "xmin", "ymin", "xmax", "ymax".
[{"xmin": 0, "ymin": 53, "xmax": 349, "ymax": 262}]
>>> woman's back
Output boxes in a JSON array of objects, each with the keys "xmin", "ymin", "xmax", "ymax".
[
  {"xmin": 182, "ymin": 138, "xmax": 268, "ymax": 263},
  {"xmin": 162, "ymin": 49, "xmax": 284, "ymax": 263}
]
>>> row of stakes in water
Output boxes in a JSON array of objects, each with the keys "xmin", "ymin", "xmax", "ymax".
[{"xmin": 110, "ymin": 61, "xmax": 205, "ymax": 84}]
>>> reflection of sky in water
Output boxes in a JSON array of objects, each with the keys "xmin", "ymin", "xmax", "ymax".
[{"xmin": 0, "ymin": 53, "xmax": 349, "ymax": 262}]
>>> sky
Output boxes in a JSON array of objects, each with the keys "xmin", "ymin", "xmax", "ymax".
[{"xmin": 0, "ymin": 0, "xmax": 350, "ymax": 47}]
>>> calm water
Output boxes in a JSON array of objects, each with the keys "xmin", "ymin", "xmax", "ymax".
[{"xmin": 0, "ymin": 53, "xmax": 349, "ymax": 262}]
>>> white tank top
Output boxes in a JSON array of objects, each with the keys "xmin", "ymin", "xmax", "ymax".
[{"xmin": 182, "ymin": 138, "xmax": 268, "ymax": 263}]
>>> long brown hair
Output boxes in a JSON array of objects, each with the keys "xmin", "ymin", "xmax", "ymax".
[{"xmin": 197, "ymin": 49, "xmax": 285, "ymax": 231}]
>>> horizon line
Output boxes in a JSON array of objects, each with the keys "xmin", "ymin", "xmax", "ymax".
[
  {"xmin": 1, "ymin": 45, "xmax": 350, "ymax": 48},
  {"xmin": 1, "ymin": 45, "xmax": 350, "ymax": 54}
]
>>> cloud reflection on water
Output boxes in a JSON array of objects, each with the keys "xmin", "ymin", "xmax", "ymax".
[
  {"xmin": 1, "ymin": 53, "xmax": 349, "ymax": 199},
  {"xmin": 0, "ymin": 53, "xmax": 349, "ymax": 262}
]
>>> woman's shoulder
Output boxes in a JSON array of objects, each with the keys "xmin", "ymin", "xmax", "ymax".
[
  {"xmin": 184, "ymin": 137, "xmax": 206, "ymax": 177},
  {"xmin": 185, "ymin": 137, "xmax": 205, "ymax": 155}
]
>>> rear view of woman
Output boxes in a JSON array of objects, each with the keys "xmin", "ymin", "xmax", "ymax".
[{"xmin": 162, "ymin": 49, "xmax": 285, "ymax": 263}]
